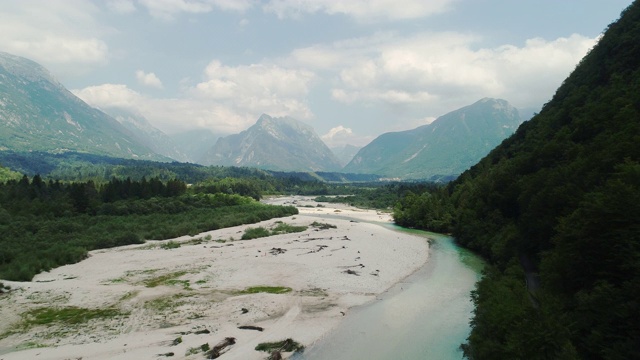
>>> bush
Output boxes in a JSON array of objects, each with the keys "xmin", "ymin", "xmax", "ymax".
[{"xmin": 241, "ymin": 227, "xmax": 271, "ymax": 240}]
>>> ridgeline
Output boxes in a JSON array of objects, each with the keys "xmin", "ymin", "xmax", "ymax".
[{"xmin": 393, "ymin": 2, "xmax": 640, "ymax": 358}]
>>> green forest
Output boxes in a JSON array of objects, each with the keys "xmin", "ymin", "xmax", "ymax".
[
  {"xmin": 391, "ymin": 2, "xmax": 640, "ymax": 359},
  {"xmin": 0, "ymin": 174, "xmax": 297, "ymax": 281}
]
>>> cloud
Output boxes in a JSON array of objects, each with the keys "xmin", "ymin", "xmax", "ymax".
[
  {"xmin": 73, "ymin": 84, "xmax": 143, "ymax": 110},
  {"xmin": 0, "ymin": 1, "xmax": 109, "ymax": 76},
  {"xmin": 321, "ymin": 125, "xmax": 372, "ymax": 147},
  {"xmin": 192, "ymin": 60, "xmax": 316, "ymax": 120},
  {"xmin": 73, "ymin": 83, "xmax": 250, "ymax": 134},
  {"xmin": 73, "ymin": 57, "xmax": 318, "ymax": 136},
  {"xmin": 264, "ymin": 0, "xmax": 456, "ymax": 22},
  {"xmin": 285, "ymin": 31, "xmax": 596, "ymax": 115},
  {"xmin": 136, "ymin": 70, "xmax": 164, "ymax": 88},
  {"xmin": 107, "ymin": 0, "xmax": 137, "ymax": 13},
  {"xmin": 138, "ymin": 0, "xmax": 253, "ymax": 20},
  {"xmin": 322, "ymin": 125, "xmax": 352, "ymax": 147}
]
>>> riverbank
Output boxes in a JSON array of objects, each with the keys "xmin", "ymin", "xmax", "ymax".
[{"xmin": 0, "ymin": 196, "xmax": 428, "ymax": 360}]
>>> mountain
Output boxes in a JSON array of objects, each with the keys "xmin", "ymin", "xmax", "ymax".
[
  {"xmin": 169, "ymin": 129, "xmax": 218, "ymax": 164},
  {"xmin": 100, "ymin": 107, "xmax": 190, "ymax": 162},
  {"xmin": 0, "ymin": 51, "xmax": 166, "ymax": 161},
  {"xmin": 443, "ymin": 3, "xmax": 640, "ymax": 358},
  {"xmin": 202, "ymin": 114, "xmax": 342, "ymax": 172},
  {"xmin": 344, "ymin": 98, "xmax": 523, "ymax": 179},
  {"xmin": 331, "ymin": 144, "xmax": 362, "ymax": 167}
]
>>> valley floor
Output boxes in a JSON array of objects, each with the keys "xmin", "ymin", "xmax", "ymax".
[{"xmin": 0, "ymin": 196, "xmax": 428, "ymax": 360}]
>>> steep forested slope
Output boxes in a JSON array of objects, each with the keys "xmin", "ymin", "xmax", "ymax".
[{"xmin": 446, "ymin": 3, "xmax": 640, "ymax": 359}]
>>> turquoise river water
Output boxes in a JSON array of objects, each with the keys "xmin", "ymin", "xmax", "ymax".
[{"xmin": 296, "ymin": 226, "xmax": 484, "ymax": 360}]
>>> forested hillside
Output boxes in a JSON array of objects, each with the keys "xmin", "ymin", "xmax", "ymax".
[
  {"xmin": 393, "ymin": 2, "xmax": 640, "ymax": 358},
  {"xmin": 455, "ymin": 3, "xmax": 639, "ymax": 358}
]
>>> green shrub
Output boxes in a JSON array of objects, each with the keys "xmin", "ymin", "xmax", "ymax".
[
  {"xmin": 241, "ymin": 227, "xmax": 271, "ymax": 240},
  {"xmin": 160, "ymin": 241, "xmax": 181, "ymax": 250}
]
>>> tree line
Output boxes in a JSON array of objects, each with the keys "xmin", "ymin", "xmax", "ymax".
[{"xmin": 0, "ymin": 175, "xmax": 297, "ymax": 281}]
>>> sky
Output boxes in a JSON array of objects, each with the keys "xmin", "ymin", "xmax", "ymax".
[{"xmin": 0, "ymin": 0, "xmax": 635, "ymax": 148}]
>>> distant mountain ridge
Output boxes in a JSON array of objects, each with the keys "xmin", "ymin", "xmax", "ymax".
[
  {"xmin": 100, "ymin": 107, "xmax": 191, "ymax": 162},
  {"xmin": 0, "ymin": 51, "xmax": 167, "ymax": 161},
  {"xmin": 331, "ymin": 144, "xmax": 362, "ymax": 167},
  {"xmin": 344, "ymin": 98, "xmax": 523, "ymax": 179},
  {"xmin": 169, "ymin": 129, "xmax": 218, "ymax": 164},
  {"xmin": 202, "ymin": 114, "xmax": 342, "ymax": 172}
]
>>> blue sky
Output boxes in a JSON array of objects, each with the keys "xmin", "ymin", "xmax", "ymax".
[{"xmin": 0, "ymin": 0, "xmax": 634, "ymax": 147}]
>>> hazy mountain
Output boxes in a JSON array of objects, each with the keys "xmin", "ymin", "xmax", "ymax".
[
  {"xmin": 100, "ymin": 107, "xmax": 190, "ymax": 162},
  {"xmin": 202, "ymin": 114, "xmax": 342, "ymax": 171},
  {"xmin": 517, "ymin": 106, "xmax": 540, "ymax": 121},
  {"xmin": 169, "ymin": 129, "xmax": 218, "ymax": 164},
  {"xmin": 344, "ymin": 98, "xmax": 523, "ymax": 179},
  {"xmin": 0, "ymin": 52, "xmax": 166, "ymax": 161},
  {"xmin": 331, "ymin": 144, "xmax": 362, "ymax": 167}
]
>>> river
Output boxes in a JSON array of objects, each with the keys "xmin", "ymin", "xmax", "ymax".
[{"xmin": 296, "ymin": 226, "xmax": 484, "ymax": 360}]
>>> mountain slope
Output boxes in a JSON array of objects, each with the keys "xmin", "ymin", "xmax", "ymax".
[
  {"xmin": 344, "ymin": 98, "xmax": 523, "ymax": 179},
  {"xmin": 331, "ymin": 144, "xmax": 362, "ymax": 167},
  {"xmin": 100, "ymin": 107, "xmax": 190, "ymax": 162},
  {"xmin": 202, "ymin": 114, "xmax": 342, "ymax": 172},
  {"xmin": 446, "ymin": 3, "xmax": 640, "ymax": 358},
  {"xmin": 0, "ymin": 51, "xmax": 165, "ymax": 161},
  {"xmin": 169, "ymin": 129, "xmax": 218, "ymax": 164}
]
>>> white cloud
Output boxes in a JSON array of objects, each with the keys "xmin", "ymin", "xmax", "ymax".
[
  {"xmin": 73, "ymin": 56, "xmax": 318, "ymax": 136},
  {"xmin": 264, "ymin": 0, "xmax": 456, "ymax": 22},
  {"xmin": 136, "ymin": 70, "xmax": 164, "ymax": 88},
  {"xmin": 287, "ymin": 31, "xmax": 596, "ymax": 114},
  {"xmin": 0, "ymin": 1, "xmax": 109, "ymax": 76},
  {"xmin": 73, "ymin": 66, "xmax": 317, "ymax": 136},
  {"xmin": 73, "ymin": 83, "xmax": 255, "ymax": 134},
  {"xmin": 138, "ymin": 0, "xmax": 253, "ymax": 20},
  {"xmin": 73, "ymin": 84, "xmax": 143, "ymax": 110},
  {"xmin": 322, "ymin": 125, "xmax": 373, "ymax": 147},
  {"xmin": 107, "ymin": 0, "xmax": 137, "ymax": 13},
  {"xmin": 322, "ymin": 125, "xmax": 352, "ymax": 147},
  {"xmin": 192, "ymin": 60, "xmax": 316, "ymax": 120}
]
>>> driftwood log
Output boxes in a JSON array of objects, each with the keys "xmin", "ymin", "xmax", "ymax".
[{"xmin": 206, "ymin": 337, "xmax": 236, "ymax": 359}]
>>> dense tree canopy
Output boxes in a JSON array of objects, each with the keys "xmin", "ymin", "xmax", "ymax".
[{"xmin": 391, "ymin": 2, "xmax": 640, "ymax": 358}]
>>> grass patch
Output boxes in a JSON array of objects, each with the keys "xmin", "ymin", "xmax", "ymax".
[
  {"xmin": 241, "ymin": 222, "xmax": 307, "ymax": 240},
  {"xmin": 255, "ymin": 338, "xmax": 304, "ymax": 353},
  {"xmin": 144, "ymin": 295, "xmax": 186, "ymax": 312},
  {"xmin": 160, "ymin": 241, "xmax": 181, "ymax": 250},
  {"xmin": 271, "ymin": 222, "xmax": 307, "ymax": 235},
  {"xmin": 310, "ymin": 221, "xmax": 337, "ymax": 230},
  {"xmin": 143, "ymin": 270, "xmax": 188, "ymax": 288},
  {"xmin": 21, "ymin": 306, "xmax": 125, "ymax": 328},
  {"xmin": 186, "ymin": 343, "xmax": 209, "ymax": 356},
  {"xmin": 236, "ymin": 286, "xmax": 292, "ymax": 295},
  {"xmin": 15, "ymin": 341, "xmax": 48, "ymax": 350}
]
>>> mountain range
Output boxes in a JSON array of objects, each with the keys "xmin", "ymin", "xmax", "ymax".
[
  {"xmin": 99, "ymin": 107, "xmax": 190, "ymax": 162},
  {"xmin": 344, "ymin": 98, "xmax": 524, "ymax": 180},
  {"xmin": 201, "ymin": 114, "xmax": 343, "ymax": 172},
  {"xmin": 0, "ymin": 51, "xmax": 166, "ymax": 161},
  {"xmin": 1, "ymin": 50, "xmax": 527, "ymax": 179}
]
